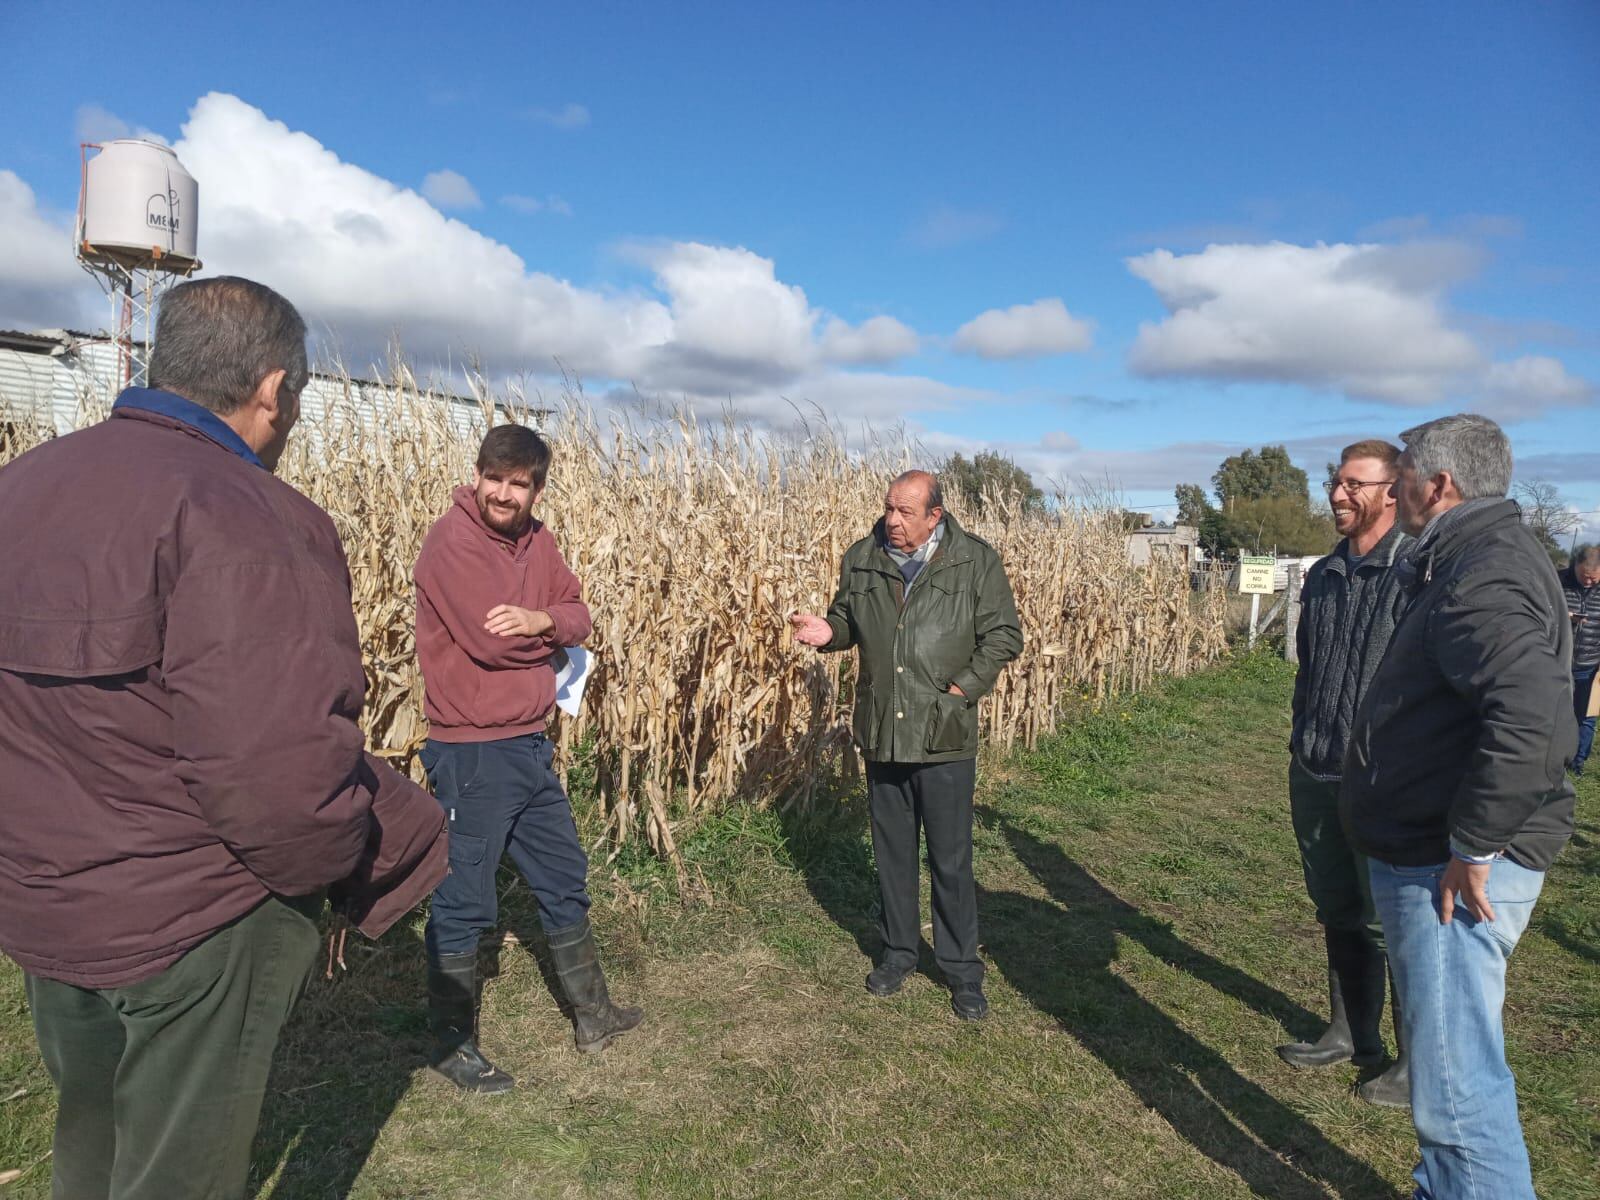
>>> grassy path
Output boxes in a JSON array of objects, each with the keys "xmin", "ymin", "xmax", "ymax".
[{"xmin": 2, "ymin": 653, "xmax": 1596, "ymax": 1197}]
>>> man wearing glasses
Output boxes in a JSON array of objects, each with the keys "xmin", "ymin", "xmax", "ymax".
[{"xmin": 1278, "ymin": 440, "xmax": 1410, "ymax": 1106}]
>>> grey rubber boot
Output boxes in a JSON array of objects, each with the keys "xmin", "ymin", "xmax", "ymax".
[
  {"xmin": 1358, "ymin": 979, "xmax": 1411, "ymax": 1108},
  {"xmin": 428, "ymin": 952, "xmax": 516, "ymax": 1094},
  {"xmin": 547, "ymin": 917, "xmax": 644, "ymax": 1054}
]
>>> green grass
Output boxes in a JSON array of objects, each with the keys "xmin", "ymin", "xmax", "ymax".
[{"xmin": 2, "ymin": 651, "xmax": 1597, "ymax": 1198}]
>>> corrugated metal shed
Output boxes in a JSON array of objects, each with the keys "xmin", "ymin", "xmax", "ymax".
[{"xmin": 0, "ymin": 329, "xmax": 543, "ymax": 441}]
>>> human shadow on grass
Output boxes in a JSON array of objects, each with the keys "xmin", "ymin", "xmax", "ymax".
[
  {"xmin": 983, "ymin": 814, "xmax": 1401, "ymax": 1200},
  {"xmin": 251, "ymin": 917, "xmax": 431, "ymax": 1200},
  {"xmin": 775, "ymin": 778, "xmax": 951, "ymax": 986}
]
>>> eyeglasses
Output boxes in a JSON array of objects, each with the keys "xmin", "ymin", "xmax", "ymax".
[{"xmin": 1323, "ymin": 477, "xmax": 1393, "ymax": 497}]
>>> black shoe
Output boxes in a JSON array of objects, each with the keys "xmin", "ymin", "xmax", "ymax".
[
  {"xmin": 548, "ymin": 917, "xmax": 644, "ymax": 1054},
  {"xmin": 428, "ymin": 952, "xmax": 516, "ymax": 1094},
  {"xmin": 866, "ymin": 962, "xmax": 912, "ymax": 997},
  {"xmin": 951, "ymin": 982, "xmax": 989, "ymax": 1021}
]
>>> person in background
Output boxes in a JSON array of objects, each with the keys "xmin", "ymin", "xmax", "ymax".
[
  {"xmin": 1558, "ymin": 545, "xmax": 1600, "ymax": 776},
  {"xmin": 1279, "ymin": 440, "xmax": 1410, "ymax": 1106},
  {"xmin": 0, "ymin": 276, "xmax": 447, "ymax": 1200},
  {"xmin": 1344, "ymin": 413, "xmax": 1575, "ymax": 1200},
  {"xmin": 413, "ymin": 424, "xmax": 641, "ymax": 1093},
  {"xmin": 790, "ymin": 470, "xmax": 1022, "ymax": 1020}
]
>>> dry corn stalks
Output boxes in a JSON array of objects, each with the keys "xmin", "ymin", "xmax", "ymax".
[{"xmin": 1, "ymin": 368, "xmax": 1227, "ymax": 868}]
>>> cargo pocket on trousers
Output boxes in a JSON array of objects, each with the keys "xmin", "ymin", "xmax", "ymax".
[{"xmin": 445, "ymin": 832, "xmax": 488, "ymax": 883}]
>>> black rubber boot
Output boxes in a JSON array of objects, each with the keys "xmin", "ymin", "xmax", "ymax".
[
  {"xmin": 1337, "ymin": 929, "xmax": 1388, "ymax": 1068},
  {"xmin": 428, "ymin": 952, "xmax": 515, "ymax": 1094},
  {"xmin": 547, "ymin": 917, "xmax": 644, "ymax": 1054},
  {"xmin": 1278, "ymin": 931, "xmax": 1355, "ymax": 1068},
  {"xmin": 1358, "ymin": 978, "xmax": 1411, "ymax": 1108}
]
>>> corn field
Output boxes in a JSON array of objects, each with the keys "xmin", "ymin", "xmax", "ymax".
[{"xmin": 1, "ymin": 370, "xmax": 1228, "ymax": 871}]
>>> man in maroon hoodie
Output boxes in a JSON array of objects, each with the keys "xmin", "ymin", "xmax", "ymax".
[
  {"xmin": 413, "ymin": 424, "xmax": 641, "ymax": 1092},
  {"xmin": 0, "ymin": 277, "xmax": 447, "ymax": 1200}
]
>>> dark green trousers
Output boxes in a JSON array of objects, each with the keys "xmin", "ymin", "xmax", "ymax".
[
  {"xmin": 1288, "ymin": 756, "xmax": 1383, "ymax": 947},
  {"xmin": 25, "ymin": 894, "xmax": 322, "ymax": 1200}
]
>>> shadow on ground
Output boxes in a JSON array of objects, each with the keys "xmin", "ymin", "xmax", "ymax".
[
  {"xmin": 983, "ymin": 812, "xmax": 1400, "ymax": 1200},
  {"xmin": 251, "ymin": 920, "xmax": 429, "ymax": 1200}
]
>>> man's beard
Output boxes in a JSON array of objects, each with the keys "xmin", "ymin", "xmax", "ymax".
[
  {"xmin": 478, "ymin": 497, "xmax": 527, "ymax": 535},
  {"xmin": 1336, "ymin": 503, "xmax": 1383, "ymax": 540}
]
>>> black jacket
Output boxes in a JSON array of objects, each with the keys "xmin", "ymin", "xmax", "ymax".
[
  {"xmin": 1342, "ymin": 500, "xmax": 1576, "ymax": 871},
  {"xmin": 1559, "ymin": 564, "xmax": 1600, "ymax": 668},
  {"xmin": 1291, "ymin": 524, "xmax": 1411, "ymax": 778}
]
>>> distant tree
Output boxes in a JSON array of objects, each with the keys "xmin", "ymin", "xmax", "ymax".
[
  {"xmin": 1512, "ymin": 479, "xmax": 1580, "ymax": 565},
  {"xmin": 1223, "ymin": 494, "xmax": 1338, "ymax": 557},
  {"xmin": 1174, "ymin": 483, "xmax": 1212, "ymax": 526},
  {"xmin": 1212, "ymin": 445, "xmax": 1309, "ymax": 510},
  {"xmin": 940, "ymin": 451, "xmax": 1044, "ymax": 514}
]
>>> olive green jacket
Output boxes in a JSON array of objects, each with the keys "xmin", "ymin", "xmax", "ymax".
[{"xmin": 821, "ymin": 513, "xmax": 1023, "ymax": 763}]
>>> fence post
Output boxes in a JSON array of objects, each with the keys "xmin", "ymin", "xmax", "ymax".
[{"xmin": 1284, "ymin": 563, "xmax": 1302, "ymax": 664}]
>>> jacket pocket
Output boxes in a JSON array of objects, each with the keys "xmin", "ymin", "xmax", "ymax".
[
  {"xmin": 924, "ymin": 689, "xmax": 976, "ymax": 755},
  {"xmin": 852, "ymin": 683, "xmax": 877, "ymax": 754}
]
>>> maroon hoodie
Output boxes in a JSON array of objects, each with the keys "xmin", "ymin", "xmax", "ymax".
[
  {"xmin": 413, "ymin": 485, "xmax": 592, "ymax": 742},
  {"xmin": 0, "ymin": 404, "xmax": 447, "ymax": 988}
]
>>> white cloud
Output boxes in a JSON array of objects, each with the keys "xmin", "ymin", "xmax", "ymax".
[
  {"xmin": 1482, "ymin": 356, "xmax": 1595, "ymax": 413},
  {"xmin": 1127, "ymin": 241, "xmax": 1485, "ymax": 403},
  {"xmin": 525, "ymin": 103, "xmax": 590, "ymax": 130},
  {"xmin": 75, "ymin": 103, "xmax": 168, "ymax": 146},
  {"xmin": 20, "ymin": 93, "xmax": 920, "ymax": 419},
  {"xmin": 952, "ymin": 298, "xmax": 1093, "ymax": 359},
  {"xmin": 819, "ymin": 315, "xmax": 919, "ymax": 365},
  {"xmin": 500, "ymin": 194, "xmax": 572, "ymax": 216},
  {"xmin": 1125, "ymin": 240, "xmax": 1596, "ymax": 417},
  {"xmin": 0, "ymin": 172, "xmax": 100, "ymax": 329},
  {"xmin": 906, "ymin": 206, "xmax": 1004, "ymax": 250},
  {"xmin": 421, "ymin": 169, "xmax": 481, "ymax": 210}
]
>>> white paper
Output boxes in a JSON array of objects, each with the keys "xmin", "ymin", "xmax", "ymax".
[{"xmin": 552, "ymin": 646, "xmax": 592, "ymax": 717}]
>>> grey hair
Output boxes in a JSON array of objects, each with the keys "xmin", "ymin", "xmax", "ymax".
[
  {"xmin": 891, "ymin": 470, "xmax": 944, "ymax": 514},
  {"xmin": 148, "ymin": 276, "xmax": 309, "ymax": 415},
  {"xmin": 1577, "ymin": 546, "xmax": 1600, "ymax": 569},
  {"xmin": 1398, "ymin": 413, "xmax": 1512, "ymax": 501}
]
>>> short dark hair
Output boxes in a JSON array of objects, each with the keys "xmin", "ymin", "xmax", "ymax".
[
  {"xmin": 890, "ymin": 469, "xmax": 943, "ymax": 515},
  {"xmin": 477, "ymin": 424, "xmax": 551, "ymax": 490},
  {"xmin": 1576, "ymin": 546, "xmax": 1600, "ymax": 569},
  {"xmin": 147, "ymin": 276, "xmax": 309, "ymax": 415},
  {"xmin": 1340, "ymin": 439, "xmax": 1401, "ymax": 475}
]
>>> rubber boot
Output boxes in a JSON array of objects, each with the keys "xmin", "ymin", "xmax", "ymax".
[
  {"xmin": 547, "ymin": 917, "xmax": 644, "ymax": 1054},
  {"xmin": 1358, "ymin": 977, "xmax": 1411, "ymax": 1108},
  {"xmin": 1337, "ymin": 928, "xmax": 1388, "ymax": 1068},
  {"xmin": 428, "ymin": 951, "xmax": 515, "ymax": 1094},
  {"xmin": 1277, "ymin": 930, "xmax": 1356, "ymax": 1068}
]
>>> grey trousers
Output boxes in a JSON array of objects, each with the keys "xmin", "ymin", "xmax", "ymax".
[{"xmin": 867, "ymin": 757, "xmax": 982, "ymax": 986}]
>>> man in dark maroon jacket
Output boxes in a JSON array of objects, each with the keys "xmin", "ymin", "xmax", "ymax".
[
  {"xmin": 0, "ymin": 277, "xmax": 447, "ymax": 1200},
  {"xmin": 413, "ymin": 425, "xmax": 641, "ymax": 1093}
]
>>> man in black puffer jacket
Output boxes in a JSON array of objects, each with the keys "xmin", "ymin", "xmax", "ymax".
[
  {"xmin": 1344, "ymin": 414, "xmax": 1575, "ymax": 1200},
  {"xmin": 1278, "ymin": 440, "xmax": 1410, "ymax": 1107}
]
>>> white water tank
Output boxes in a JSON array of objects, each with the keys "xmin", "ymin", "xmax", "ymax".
[{"xmin": 81, "ymin": 140, "xmax": 199, "ymax": 268}]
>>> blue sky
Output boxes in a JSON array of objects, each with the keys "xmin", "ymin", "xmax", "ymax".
[{"xmin": 3, "ymin": 1, "xmax": 1596, "ymax": 530}]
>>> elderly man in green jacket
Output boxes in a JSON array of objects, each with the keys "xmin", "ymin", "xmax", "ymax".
[{"xmin": 792, "ymin": 470, "xmax": 1023, "ymax": 1019}]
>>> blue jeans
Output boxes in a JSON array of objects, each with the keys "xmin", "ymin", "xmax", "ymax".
[
  {"xmin": 1573, "ymin": 664, "xmax": 1596, "ymax": 773},
  {"xmin": 421, "ymin": 733, "xmax": 591, "ymax": 959},
  {"xmin": 1368, "ymin": 856, "xmax": 1545, "ymax": 1200}
]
